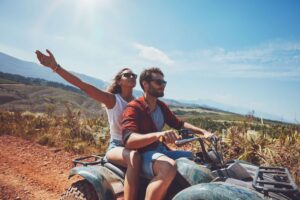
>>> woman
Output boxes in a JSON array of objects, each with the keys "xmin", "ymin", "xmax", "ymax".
[{"xmin": 35, "ymin": 49, "xmax": 140, "ymax": 200}]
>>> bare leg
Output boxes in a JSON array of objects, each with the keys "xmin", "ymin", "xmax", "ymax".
[
  {"xmin": 145, "ymin": 156, "xmax": 177, "ymax": 200},
  {"xmin": 106, "ymin": 147, "xmax": 140, "ymax": 200}
]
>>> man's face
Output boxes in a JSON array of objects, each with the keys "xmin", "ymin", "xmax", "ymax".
[{"xmin": 146, "ymin": 73, "xmax": 167, "ymax": 97}]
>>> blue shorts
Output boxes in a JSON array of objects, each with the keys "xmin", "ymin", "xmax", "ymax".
[
  {"xmin": 107, "ymin": 139, "xmax": 124, "ymax": 152},
  {"xmin": 141, "ymin": 143, "xmax": 193, "ymax": 179}
]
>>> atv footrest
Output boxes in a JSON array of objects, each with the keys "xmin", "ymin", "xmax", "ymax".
[{"xmin": 252, "ymin": 166, "xmax": 298, "ymax": 194}]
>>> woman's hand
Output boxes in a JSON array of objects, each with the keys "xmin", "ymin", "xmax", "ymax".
[{"xmin": 35, "ymin": 49, "xmax": 58, "ymax": 70}]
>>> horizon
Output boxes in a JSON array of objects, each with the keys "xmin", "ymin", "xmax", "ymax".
[{"xmin": 0, "ymin": 0, "xmax": 300, "ymax": 123}]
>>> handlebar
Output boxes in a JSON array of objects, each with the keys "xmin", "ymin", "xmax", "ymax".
[
  {"xmin": 175, "ymin": 129, "xmax": 224, "ymax": 167},
  {"xmin": 175, "ymin": 129, "xmax": 218, "ymax": 147},
  {"xmin": 174, "ymin": 137, "xmax": 202, "ymax": 147}
]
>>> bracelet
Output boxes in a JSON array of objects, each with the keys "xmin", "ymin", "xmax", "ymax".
[{"xmin": 53, "ymin": 64, "xmax": 61, "ymax": 72}]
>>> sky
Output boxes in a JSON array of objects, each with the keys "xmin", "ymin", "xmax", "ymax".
[{"xmin": 0, "ymin": 0, "xmax": 300, "ymax": 123}]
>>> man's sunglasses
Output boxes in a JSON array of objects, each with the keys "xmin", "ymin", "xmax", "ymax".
[
  {"xmin": 149, "ymin": 79, "xmax": 167, "ymax": 86},
  {"xmin": 121, "ymin": 73, "xmax": 137, "ymax": 79}
]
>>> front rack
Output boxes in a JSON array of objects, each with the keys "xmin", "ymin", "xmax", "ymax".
[{"xmin": 252, "ymin": 166, "xmax": 298, "ymax": 195}]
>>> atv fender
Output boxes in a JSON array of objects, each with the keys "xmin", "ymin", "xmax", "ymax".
[
  {"xmin": 172, "ymin": 182, "xmax": 264, "ymax": 200},
  {"xmin": 69, "ymin": 165, "xmax": 117, "ymax": 200},
  {"xmin": 176, "ymin": 158, "xmax": 214, "ymax": 185}
]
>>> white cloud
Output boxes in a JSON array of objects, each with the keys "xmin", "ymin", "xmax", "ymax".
[
  {"xmin": 168, "ymin": 40, "xmax": 300, "ymax": 80},
  {"xmin": 133, "ymin": 43, "xmax": 174, "ymax": 65}
]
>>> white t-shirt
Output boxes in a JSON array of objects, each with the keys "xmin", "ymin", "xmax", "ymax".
[{"xmin": 105, "ymin": 94, "xmax": 129, "ymax": 141}]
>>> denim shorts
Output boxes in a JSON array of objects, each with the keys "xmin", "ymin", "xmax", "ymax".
[
  {"xmin": 107, "ymin": 139, "xmax": 124, "ymax": 152},
  {"xmin": 141, "ymin": 143, "xmax": 193, "ymax": 179}
]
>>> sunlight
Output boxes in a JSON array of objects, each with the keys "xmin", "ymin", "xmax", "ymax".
[
  {"xmin": 77, "ymin": 0, "xmax": 99, "ymax": 9},
  {"xmin": 75, "ymin": 0, "xmax": 111, "ymax": 11},
  {"xmin": 74, "ymin": 0, "xmax": 112, "ymax": 30}
]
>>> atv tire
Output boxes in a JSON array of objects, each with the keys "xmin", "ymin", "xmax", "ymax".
[
  {"xmin": 172, "ymin": 182, "xmax": 263, "ymax": 200},
  {"xmin": 60, "ymin": 180, "xmax": 98, "ymax": 200}
]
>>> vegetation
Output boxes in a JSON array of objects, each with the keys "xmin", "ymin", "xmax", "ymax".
[
  {"xmin": 0, "ymin": 108, "xmax": 299, "ymax": 187},
  {"xmin": 0, "ymin": 107, "xmax": 109, "ymax": 155},
  {"xmin": 182, "ymin": 116, "xmax": 300, "ymax": 187},
  {"xmin": 0, "ymin": 72, "xmax": 299, "ymax": 188}
]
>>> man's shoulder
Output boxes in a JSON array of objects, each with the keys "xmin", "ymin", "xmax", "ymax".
[{"xmin": 157, "ymin": 99, "xmax": 169, "ymax": 110}]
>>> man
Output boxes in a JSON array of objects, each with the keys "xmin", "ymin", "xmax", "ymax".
[{"xmin": 121, "ymin": 67, "xmax": 214, "ymax": 200}]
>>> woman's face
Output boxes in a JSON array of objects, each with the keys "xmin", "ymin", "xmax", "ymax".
[{"xmin": 118, "ymin": 69, "xmax": 137, "ymax": 89}]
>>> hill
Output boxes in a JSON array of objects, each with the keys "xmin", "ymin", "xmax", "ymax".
[
  {"xmin": 0, "ymin": 71, "xmax": 291, "ymax": 126},
  {"xmin": 0, "ymin": 51, "xmax": 226, "ymax": 110},
  {"xmin": 0, "ymin": 72, "xmax": 105, "ymax": 118},
  {"xmin": 0, "ymin": 51, "xmax": 144, "ymax": 97},
  {"xmin": 0, "ymin": 72, "xmax": 222, "ymax": 118},
  {"xmin": 1, "ymin": 51, "xmax": 291, "ymax": 124},
  {"xmin": 0, "ymin": 52, "xmax": 107, "ymax": 90}
]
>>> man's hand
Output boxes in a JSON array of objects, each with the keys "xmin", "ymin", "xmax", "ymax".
[
  {"xmin": 202, "ymin": 130, "xmax": 216, "ymax": 140},
  {"xmin": 35, "ymin": 49, "xmax": 58, "ymax": 70},
  {"xmin": 157, "ymin": 130, "xmax": 181, "ymax": 144}
]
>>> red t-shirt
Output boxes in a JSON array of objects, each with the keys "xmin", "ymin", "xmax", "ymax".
[{"xmin": 121, "ymin": 96, "xmax": 184, "ymax": 151}]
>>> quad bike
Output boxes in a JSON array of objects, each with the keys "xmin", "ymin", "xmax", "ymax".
[{"xmin": 60, "ymin": 130, "xmax": 300, "ymax": 200}]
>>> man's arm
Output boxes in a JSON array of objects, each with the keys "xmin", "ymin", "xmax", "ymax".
[
  {"xmin": 122, "ymin": 105, "xmax": 179, "ymax": 149},
  {"xmin": 124, "ymin": 131, "xmax": 161, "ymax": 149},
  {"xmin": 183, "ymin": 122, "xmax": 214, "ymax": 138},
  {"xmin": 125, "ymin": 130, "xmax": 180, "ymax": 149}
]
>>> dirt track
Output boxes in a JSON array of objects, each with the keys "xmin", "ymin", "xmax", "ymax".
[{"xmin": 0, "ymin": 135, "xmax": 80, "ymax": 200}]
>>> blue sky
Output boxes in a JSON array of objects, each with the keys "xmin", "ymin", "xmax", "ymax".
[{"xmin": 0, "ymin": 0, "xmax": 299, "ymax": 122}]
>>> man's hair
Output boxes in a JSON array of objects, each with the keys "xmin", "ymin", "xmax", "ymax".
[{"xmin": 139, "ymin": 67, "xmax": 164, "ymax": 90}]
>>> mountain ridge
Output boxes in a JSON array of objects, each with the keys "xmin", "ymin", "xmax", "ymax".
[
  {"xmin": 0, "ymin": 51, "xmax": 290, "ymax": 123},
  {"xmin": 0, "ymin": 51, "xmax": 213, "ymax": 109}
]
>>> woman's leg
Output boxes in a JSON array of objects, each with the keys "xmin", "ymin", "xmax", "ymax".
[{"xmin": 106, "ymin": 147, "xmax": 140, "ymax": 200}]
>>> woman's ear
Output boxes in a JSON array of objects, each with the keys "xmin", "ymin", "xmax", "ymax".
[{"xmin": 117, "ymin": 79, "xmax": 121, "ymax": 86}]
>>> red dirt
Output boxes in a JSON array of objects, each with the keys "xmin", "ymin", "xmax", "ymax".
[{"xmin": 0, "ymin": 134, "xmax": 81, "ymax": 200}]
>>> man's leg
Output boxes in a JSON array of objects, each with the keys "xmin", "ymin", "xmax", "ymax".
[
  {"xmin": 145, "ymin": 155, "xmax": 177, "ymax": 200},
  {"xmin": 164, "ymin": 150, "xmax": 194, "ymax": 160}
]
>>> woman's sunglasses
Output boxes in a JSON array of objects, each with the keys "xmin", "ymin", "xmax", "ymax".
[
  {"xmin": 149, "ymin": 79, "xmax": 167, "ymax": 86},
  {"xmin": 121, "ymin": 73, "xmax": 137, "ymax": 79}
]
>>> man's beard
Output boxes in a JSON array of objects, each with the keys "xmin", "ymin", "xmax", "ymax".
[{"xmin": 148, "ymin": 86, "xmax": 164, "ymax": 97}]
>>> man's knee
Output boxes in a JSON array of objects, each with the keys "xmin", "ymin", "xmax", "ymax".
[{"xmin": 154, "ymin": 158, "xmax": 177, "ymax": 179}]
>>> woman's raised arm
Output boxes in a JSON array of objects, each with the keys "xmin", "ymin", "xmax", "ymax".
[{"xmin": 35, "ymin": 49, "xmax": 116, "ymax": 109}]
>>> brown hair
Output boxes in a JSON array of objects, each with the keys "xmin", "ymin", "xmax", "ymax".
[
  {"xmin": 139, "ymin": 67, "xmax": 164, "ymax": 90},
  {"xmin": 107, "ymin": 68, "xmax": 131, "ymax": 94}
]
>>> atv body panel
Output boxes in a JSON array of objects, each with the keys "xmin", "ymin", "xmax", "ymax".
[
  {"xmin": 69, "ymin": 165, "xmax": 123, "ymax": 200},
  {"xmin": 176, "ymin": 158, "xmax": 214, "ymax": 185}
]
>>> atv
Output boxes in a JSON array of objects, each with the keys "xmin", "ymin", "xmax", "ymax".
[{"xmin": 60, "ymin": 130, "xmax": 300, "ymax": 200}]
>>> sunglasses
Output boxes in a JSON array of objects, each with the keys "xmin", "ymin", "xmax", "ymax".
[
  {"xmin": 121, "ymin": 72, "xmax": 137, "ymax": 79},
  {"xmin": 149, "ymin": 79, "xmax": 167, "ymax": 86}
]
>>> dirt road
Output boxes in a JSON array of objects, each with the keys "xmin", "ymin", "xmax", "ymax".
[{"xmin": 0, "ymin": 135, "xmax": 80, "ymax": 200}]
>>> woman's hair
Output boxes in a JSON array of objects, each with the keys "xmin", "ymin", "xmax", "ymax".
[{"xmin": 106, "ymin": 68, "xmax": 131, "ymax": 94}]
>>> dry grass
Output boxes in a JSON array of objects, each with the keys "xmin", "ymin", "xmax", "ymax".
[
  {"xmin": 220, "ymin": 125, "xmax": 300, "ymax": 187},
  {"xmin": 0, "ymin": 108, "xmax": 109, "ymax": 155},
  {"xmin": 1, "ymin": 109, "xmax": 299, "ymax": 187}
]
